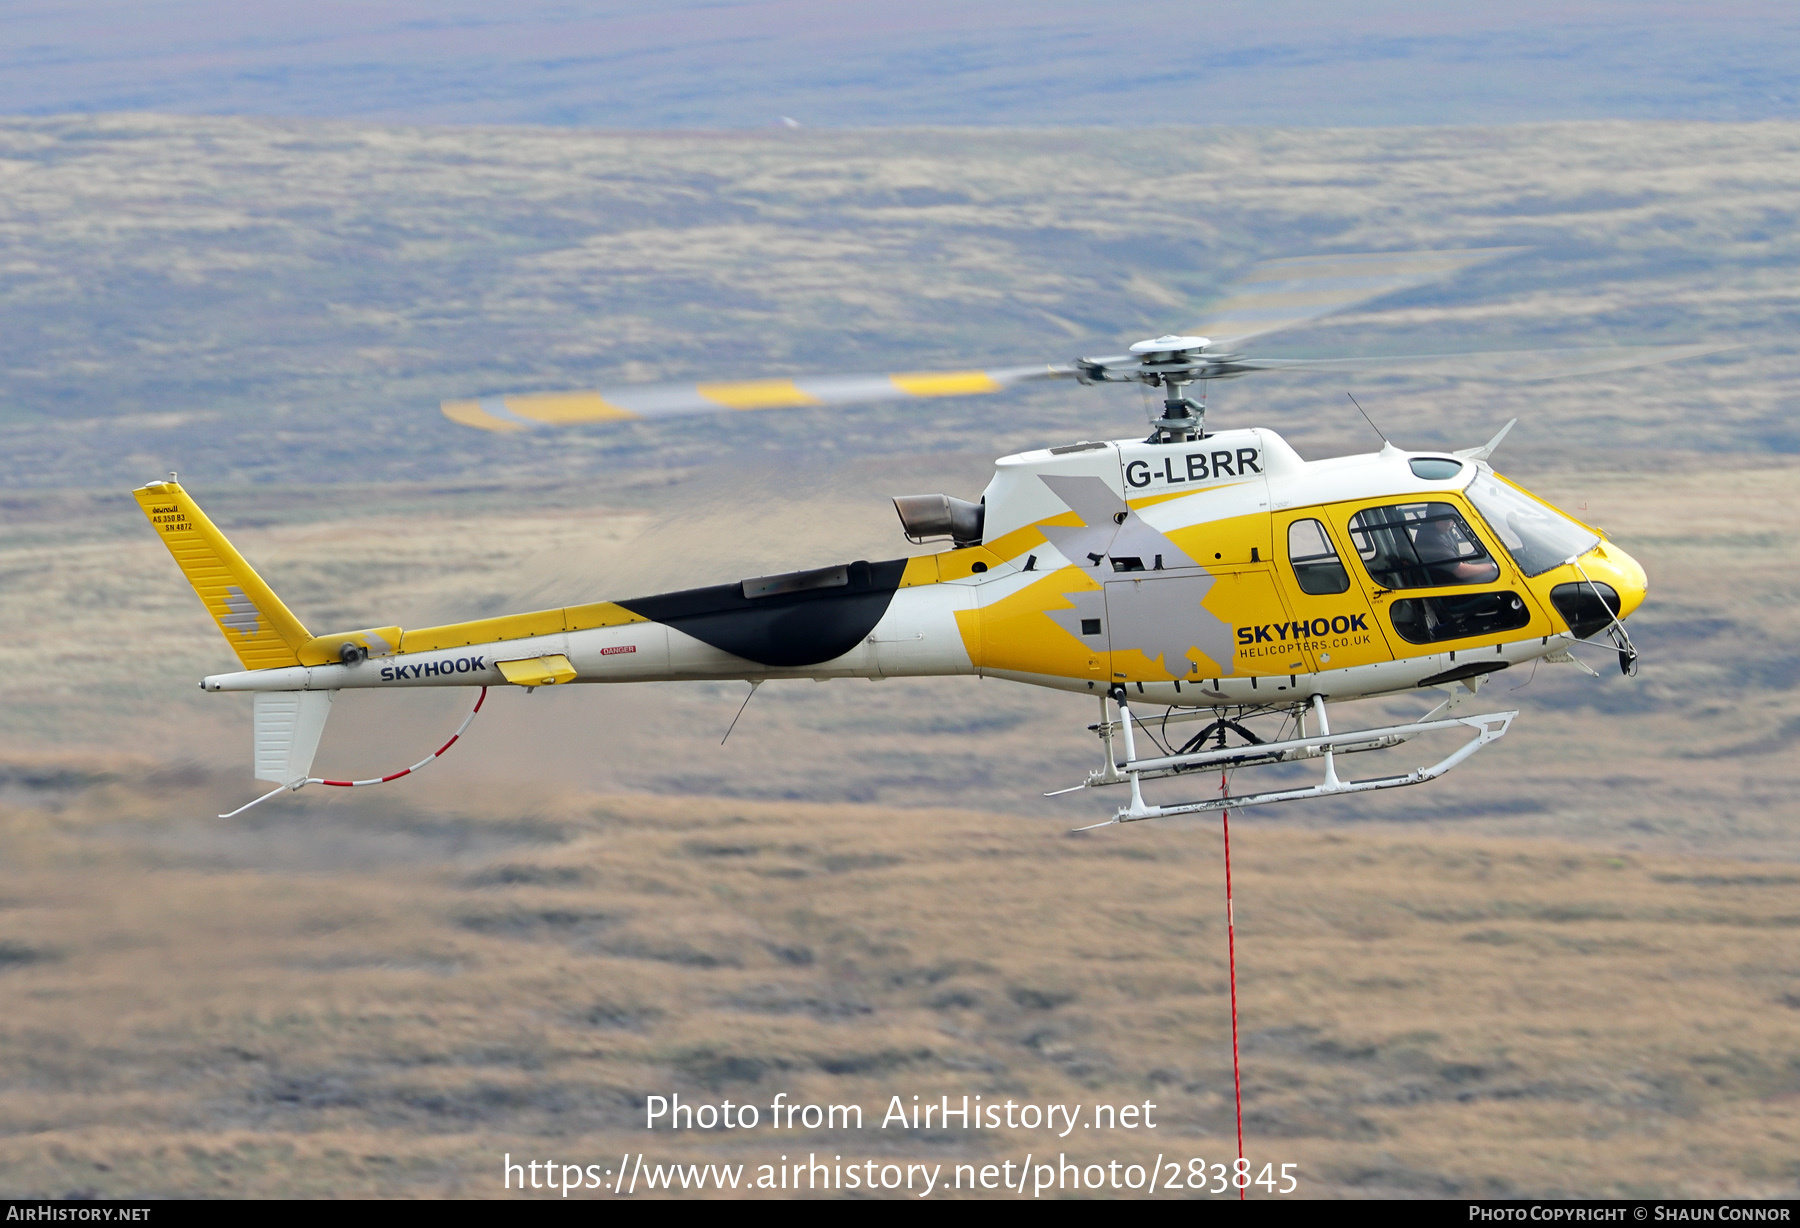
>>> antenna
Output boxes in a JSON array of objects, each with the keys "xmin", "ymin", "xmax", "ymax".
[
  {"xmin": 721, "ymin": 679, "xmax": 762, "ymax": 744},
  {"xmin": 1345, "ymin": 393, "xmax": 1388, "ymax": 446}
]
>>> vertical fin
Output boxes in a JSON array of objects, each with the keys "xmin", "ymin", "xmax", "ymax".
[
  {"xmin": 133, "ymin": 479, "xmax": 311, "ymax": 670},
  {"xmin": 253, "ymin": 691, "xmax": 334, "ymax": 785}
]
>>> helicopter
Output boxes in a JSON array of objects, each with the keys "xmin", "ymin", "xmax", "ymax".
[{"xmin": 137, "ymin": 248, "xmax": 1708, "ymax": 823}]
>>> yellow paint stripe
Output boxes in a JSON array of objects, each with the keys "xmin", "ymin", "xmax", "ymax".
[
  {"xmin": 889, "ymin": 371, "xmax": 1003, "ymax": 397},
  {"xmin": 937, "ymin": 545, "xmax": 1005, "ymax": 580},
  {"xmin": 402, "ymin": 600, "xmax": 648, "ymax": 652},
  {"xmin": 899, "ymin": 555, "xmax": 941, "ymax": 587},
  {"xmin": 696, "ymin": 379, "xmax": 820, "ymax": 410},
  {"xmin": 564, "ymin": 601, "xmax": 650, "ymax": 633},
  {"xmin": 440, "ymin": 399, "xmax": 527, "ymax": 433},
  {"xmin": 1126, "ymin": 488, "xmax": 1198, "ymax": 510},
  {"xmin": 502, "ymin": 392, "xmax": 639, "ymax": 423},
  {"xmin": 401, "ymin": 608, "xmax": 567, "ymax": 653},
  {"xmin": 298, "ymin": 626, "xmax": 404, "ymax": 667},
  {"xmin": 978, "ymin": 511, "xmax": 1085, "ymax": 565}
]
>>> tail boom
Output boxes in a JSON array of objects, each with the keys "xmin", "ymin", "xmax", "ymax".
[{"xmin": 200, "ymin": 580, "xmax": 979, "ymax": 692}]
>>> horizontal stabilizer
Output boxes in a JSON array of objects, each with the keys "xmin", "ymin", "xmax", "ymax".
[{"xmin": 496, "ymin": 654, "xmax": 577, "ymax": 686}]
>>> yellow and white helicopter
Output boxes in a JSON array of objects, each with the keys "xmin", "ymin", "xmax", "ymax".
[{"xmin": 138, "ymin": 249, "xmax": 1708, "ymax": 823}]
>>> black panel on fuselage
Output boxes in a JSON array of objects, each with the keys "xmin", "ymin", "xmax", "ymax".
[{"xmin": 617, "ymin": 558, "xmax": 909, "ymax": 668}]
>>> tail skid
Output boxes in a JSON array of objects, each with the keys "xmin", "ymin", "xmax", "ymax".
[{"xmin": 1069, "ymin": 690, "xmax": 1516, "ymax": 828}]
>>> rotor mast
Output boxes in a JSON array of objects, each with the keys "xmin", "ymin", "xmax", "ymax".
[{"xmin": 1134, "ymin": 335, "xmax": 1211, "ymax": 443}]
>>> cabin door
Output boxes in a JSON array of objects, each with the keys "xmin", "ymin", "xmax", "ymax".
[{"xmin": 1269, "ymin": 510, "xmax": 1394, "ymax": 672}]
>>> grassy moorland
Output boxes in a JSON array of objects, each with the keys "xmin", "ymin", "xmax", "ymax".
[{"xmin": 0, "ymin": 782, "xmax": 1796, "ymax": 1198}]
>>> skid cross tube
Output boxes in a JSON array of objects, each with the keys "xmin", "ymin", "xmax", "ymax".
[
  {"xmin": 1109, "ymin": 712, "xmax": 1502, "ymax": 777},
  {"xmin": 1072, "ymin": 691, "xmax": 1517, "ymax": 827}
]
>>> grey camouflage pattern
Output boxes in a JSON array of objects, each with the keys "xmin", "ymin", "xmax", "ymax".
[{"xmin": 1035, "ymin": 476, "xmax": 1236, "ymax": 678}]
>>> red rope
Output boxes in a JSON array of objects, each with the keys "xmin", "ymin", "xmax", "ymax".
[
  {"xmin": 1222, "ymin": 769, "xmax": 1245, "ymax": 1200},
  {"xmin": 316, "ymin": 687, "xmax": 487, "ymax": 788}
]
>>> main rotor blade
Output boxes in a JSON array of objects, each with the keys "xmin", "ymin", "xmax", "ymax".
[
  {"xmin": 442, "ymin": 364, "xmax": 1072, "ymax": 432},
  {"xmin": 1188, "ymin": 248, "xmax": 1525, "ymax": 345},
  {"xmin": 1228, "ymin": 342, "xmax": 1737, "ymax": 382}
]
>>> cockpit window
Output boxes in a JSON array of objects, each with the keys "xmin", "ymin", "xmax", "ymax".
[
  {"xmin": 1347, "ymin": 502, "xmax": 1502, "ymax": 589},
  {"xmin": 1287, "ymin": 519, "xmax": 1350, "ymax": 594},
  {"xmin": 1464, "ymin": 471, "xmax": 1600, "ymax": 578},
  {"xmin": 1391, "ymin": 592, "xmax": 1531, "ymax": 644}
]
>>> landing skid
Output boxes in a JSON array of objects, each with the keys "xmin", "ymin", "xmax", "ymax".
[{"xmin": 1061, "ymin": 689, "xmax": 1516, "ymax": 828}]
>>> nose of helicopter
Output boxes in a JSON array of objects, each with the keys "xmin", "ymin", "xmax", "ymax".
[
  {"xmin": 1585, "ymin": 540, "xmax": 1648, "ymax": 621},
  {"xmin": 1545, "ymin": 539, "xmax": 1647, "ymax": 649}
]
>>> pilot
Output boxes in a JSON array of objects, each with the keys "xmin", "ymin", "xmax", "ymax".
[{"xmin": 1411, "ymin": 517, "xmax": 1499, "ymax": 585}]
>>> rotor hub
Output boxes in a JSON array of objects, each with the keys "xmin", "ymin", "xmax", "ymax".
[
  {"xmin": 1068, "ymin": 335, "xmax": 1234, "ymax": 441},
  {"xmin": 1133, "ymin": 336, "xmax": 1212, "ymax": 443}
]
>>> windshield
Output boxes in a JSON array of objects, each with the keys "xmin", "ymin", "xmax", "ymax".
[{"xmin": 1465, "ymin": 471, "xmax": 1599, "ymax": 577}]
